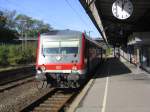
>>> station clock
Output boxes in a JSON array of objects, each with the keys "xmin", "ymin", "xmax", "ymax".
[{"xmin": 112, "ymin": 0, "xmax": 133, "ymax": 20}]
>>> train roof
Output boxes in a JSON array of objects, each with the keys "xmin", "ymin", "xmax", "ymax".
[
  {"xmin": 41, "ymin": 30, "xmax": 82, "ymax": 37},
  {"xmin": 40, "ymin": 30, "xmax": 106, "ymax": 50}
]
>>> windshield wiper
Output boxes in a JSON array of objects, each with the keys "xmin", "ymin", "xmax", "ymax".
[{"xmin": 42, "ymin": 45, "xmax": 45, "ymax": 57}]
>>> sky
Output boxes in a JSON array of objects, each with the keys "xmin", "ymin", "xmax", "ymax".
[{"xmin": 0, "ymin": 0, "xmax": 101, "ymax": 38}]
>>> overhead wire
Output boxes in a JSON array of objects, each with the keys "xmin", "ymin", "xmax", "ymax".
[
  {"xmin": 2, "ymin": 0, "xmax": 96, "ymax": 36},
  {"xmin": 64, "ymin": 0, "xmax": 90, "ymax": 29}
]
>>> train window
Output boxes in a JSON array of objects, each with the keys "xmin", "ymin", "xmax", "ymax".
[
  {"xmin": 60, "ymin": 47, "xmax": 78, "ymax": 54},
  {"xmin": 42, "ymin": 40, "xmax": 79, "ymax": 55},
  {"xmin": 60, "ymin": 40, "xmax": 79, "ymax": 54},
  {"xmin": 43, "ymin": 48, "xmax": 59, "ymax": 54},
  {"xmin": 42, "ymin": 41, "xmax": 59, "ymax": 54}
]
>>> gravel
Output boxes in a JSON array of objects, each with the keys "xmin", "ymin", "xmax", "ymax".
[{"xmin": 0, "ymin": 81, "xmax": 51, "ymax": 112}]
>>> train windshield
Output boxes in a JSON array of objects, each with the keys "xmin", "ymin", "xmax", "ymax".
[
  {"xmin": 43, "ymin": 40, "xmax": 79, "ymax": 55},
  {"xmin": 60, "ymin": 41, "xmax": 79, "ymax": 54},
  {"xmin": 43, "ymin": 41, "xmax": 59, "ymax": 54}
]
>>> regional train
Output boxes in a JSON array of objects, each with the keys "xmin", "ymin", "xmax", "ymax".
[{"xmin": 36, "ymin": 30, "xmax": 105, "ymax": 88}]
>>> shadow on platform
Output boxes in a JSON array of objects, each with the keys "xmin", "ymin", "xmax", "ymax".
[{"xmin": 94, "ymin": 57, "xmax": 132, "ymax": 78}]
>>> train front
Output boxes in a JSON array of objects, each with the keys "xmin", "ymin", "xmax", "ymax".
[{"xmin": 36, "ymin": 31, "xmax": 85, "ymax": 88}]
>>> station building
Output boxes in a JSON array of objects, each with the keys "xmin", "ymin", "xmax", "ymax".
[{"xmin": 119, "ymin": 32, "xmax": 150, "ymax": 72}]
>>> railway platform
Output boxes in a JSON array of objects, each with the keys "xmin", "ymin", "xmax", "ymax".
[{"xmin": 75, "ymin": 57, "xmax": 150, "ymax": 112}]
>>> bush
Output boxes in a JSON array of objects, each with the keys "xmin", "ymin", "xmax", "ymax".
[
  {"xmin": 0, "ymin": 43, "xmax": 36, "ymax": 66},
  {"xmin": 14, "ymin": 43, "xmax": 36, "ymax": 64},
  {"xmin": 8, "ymin": 45, "xmax": 21, "ymax": 65},
  {"xmin": 0, "ymin": 45, "xmax": 9, "ymax": 66}
]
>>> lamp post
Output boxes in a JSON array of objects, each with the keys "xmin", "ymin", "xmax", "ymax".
[
  {"xmin": 86, "ymin": 31, "xmax": 93, "ymax": 38},
  {"xmin": 16, "ymin": 20, "xmax": 27, "ymax": 51}
]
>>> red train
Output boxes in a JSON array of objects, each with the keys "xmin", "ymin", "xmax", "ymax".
[{"xmin": 36, "ymin": 30, "xmax": 105, "ymax": 88}]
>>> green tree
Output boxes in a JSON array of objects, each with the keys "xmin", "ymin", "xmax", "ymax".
[
  {"xmin": 15, "ymin": 14, "xmax": 53, "ymax": 38},
  {"xmin": 3, "ymin": 10, "xmax": 17, "ymax": 30},
  {"xmin": 0, "ymin": 9, "xmax": 53, "ymax": 43},
  {"xmin": 0, "ymin": 11, "xmax": 7, "ymax": 28},
  {"xmin": 0, "ymin": 28, "xmax": 18, "ymax": 43},
  {"xmin": 0, "ymin": 10, "xmax": 18, "ymax": 43}
]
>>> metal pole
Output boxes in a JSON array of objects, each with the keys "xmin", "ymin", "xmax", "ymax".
[
  {"xmin": 87, "ymin": 31, "xmax": 92, "ymax": 37},
  {"xmin": 25, "ymin": 32, "xmax": 27, "ymax": 49},
  {"xmin": 18, "ymin": 20, "xmax": 27, "ymax": 51},
  {"xmin": 22, "ymin": 23, "xmax": 24, "ymax": 51}
]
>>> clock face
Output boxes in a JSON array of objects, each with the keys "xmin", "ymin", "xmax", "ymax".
[{"xmin": 112, "ymin": 0, "xmax": 133, "ymax": 20}]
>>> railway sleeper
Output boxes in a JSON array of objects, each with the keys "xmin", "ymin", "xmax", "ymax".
[
  {"xmin": 37, "ymin": 105, "xmax": 63, "ymax": 111},
  {"xmin": 49, "ymin": 97, "xmax": 68, "ymax": 100},
  {"xmin": 33, "ymin": 107, "xmax": 58, "ymax": 112},
  {"xmin": 45, "ymin": 100, "xmax": 65, "ymax": 104},
  {"xmin": 40, "ymin": 103, "xmax": 61, "ymax": 107},
  {"xmin": 48, "ymin": 97, "xmax": 68, "ymax": 101},
  {"xmin": 52, "ymin": 94, "xmax": 71, "ymax": 97},
  {"xmin": 36, "ymin": 105, "xmax": 59, "ymax": 110}
]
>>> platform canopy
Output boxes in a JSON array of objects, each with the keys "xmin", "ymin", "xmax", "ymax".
[{"xmin": 80, "ymin": 0, "xmax": 150, "ymax": 46}]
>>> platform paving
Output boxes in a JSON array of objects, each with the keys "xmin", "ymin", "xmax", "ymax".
[{"xmin": 76, "ymin": 58, "xmax": 150, "ymax": 112}]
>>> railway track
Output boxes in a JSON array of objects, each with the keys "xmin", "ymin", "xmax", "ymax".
[
  {"xmin": 0, "ymin": 65, "xmax": 34, "ymax": 85},
  {"xmin": 0, "ymin": 76, "xmax": 35, "ymax": 92},
  {"xmin": 21, "ymin": 88, "xmax": 78, "ymax": 112},
  {"xmin": 0, "ymin": 65, "xmax": 35, "ymax": 92},
  {"xmin": 20, "ymin": 73, "xmax": 95, "ymax": 112}
]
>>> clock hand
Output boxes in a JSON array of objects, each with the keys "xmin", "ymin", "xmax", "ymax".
[{"xmin": 122, "ymin": 0, "xmax": 125, "ymax": 11}]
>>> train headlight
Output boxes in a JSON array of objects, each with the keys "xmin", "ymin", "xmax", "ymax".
[
  {"xmin": 71, "ymin": 66, "xmax": 78, "ymax": 74},
  {"xmin": 40, "ymin": 65, "xmax": 46, "ymax": 72},
  {"xmin": 72, "ymin": 66, "xmax": 77, "ymax": 70},
  {"xmin": 36, "ymin": 69, "xmax": 46, "ymax": 81},
  {"xmin": 37, "ymin": 70, "xmax": 42, "ymax": 74}
]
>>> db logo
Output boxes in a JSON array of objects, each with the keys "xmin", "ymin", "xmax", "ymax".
[{"xmin": 56, "ymin": 66, "xmax": 62, "ymax": 69}]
